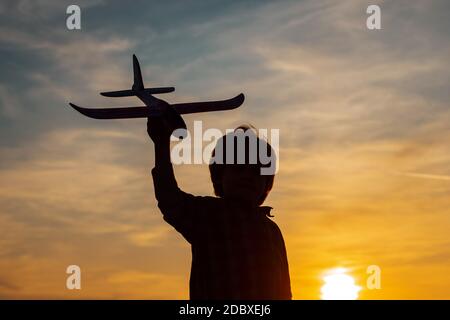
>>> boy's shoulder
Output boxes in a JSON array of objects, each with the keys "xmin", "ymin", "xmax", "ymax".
[
  {"xmin": 192, "ymin": 194, "xmax": 222, "ymax": 204},
  {"xmin": 263, "ymin": 215, "xmax": 286, "ymax": 240},
  {"xmin": 264, "ymin": 215, "xmax": 281, "ymax": 229},
  {"xmin": 189, "ymin": 194, "xmax": 223, "ymax": 211}
]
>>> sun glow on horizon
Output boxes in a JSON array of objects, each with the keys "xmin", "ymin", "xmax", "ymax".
[{"xmin": 320, "ymin": 268, "xmax": 361, "ymax": 300}]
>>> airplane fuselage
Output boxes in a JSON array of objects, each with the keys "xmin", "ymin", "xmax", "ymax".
[
  {"xmin": 135, "ymin": 90, "xmax": 164, "ymax": 111},
  {"xmin": 135, "ymin": 90, "xmax": 187, "ymax": 137}
]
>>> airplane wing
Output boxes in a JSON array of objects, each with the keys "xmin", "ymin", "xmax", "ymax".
[
  {"xmin": 172, "ymin": 93, "xmax": 244, "ymax": 114},
  {"xmin": 69, "ymin": 93, "xmax": 244, "ymax": 119},
  {"xmin": 69, "ymin": 103, "xmax": 161, "ymax": 119}
]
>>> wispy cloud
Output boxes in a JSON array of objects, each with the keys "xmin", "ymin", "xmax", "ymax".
[{"xmin": 394, "ymin": 171, "xmax": 450, "ymax": 181}]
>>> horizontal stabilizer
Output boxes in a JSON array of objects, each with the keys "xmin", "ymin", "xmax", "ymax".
[
  {"xmin": 100, "ymin": 90, "xmax": 135, "ymax": 97},
  {"xmin": 101, "ymin": 87, "xmax": 175, "ymax": 97}
]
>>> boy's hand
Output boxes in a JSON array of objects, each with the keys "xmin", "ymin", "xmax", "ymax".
[
  {"xmin": 147, "ymin": 109, "xmax": 172, "ymax": 143},
  {"xmin": 148, "ymin": 101, "xmax": 174, "ymax": 168},
  {"xmin": 147, "ymin": 99, "xmax": 172, "ymax": 143},
  {"xmin": 147, "ymin": 99, "xmax": 187, "ymax": 143}
]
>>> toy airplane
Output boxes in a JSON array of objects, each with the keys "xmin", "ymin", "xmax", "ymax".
[{"xmin": 69, "ymin": 54, "xmax": 244, "ymax": 134}]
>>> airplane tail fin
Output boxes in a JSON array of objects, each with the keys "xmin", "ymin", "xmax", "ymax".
[
  {"xmin": 100, "ymin": 55, "xmax": 175, "ymax": 97},
  {"xmin": 132, "ymin": 54, "xmax": 144, "ymax": 91}
]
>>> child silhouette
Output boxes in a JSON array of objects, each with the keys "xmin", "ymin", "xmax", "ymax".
[{"xmin": 148, "ymin": 108, "xmax": 291, "ymax": 300}]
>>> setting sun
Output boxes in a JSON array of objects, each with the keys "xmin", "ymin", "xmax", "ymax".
[{"xmin": 320, "ymin": 269, "xmax": 361, "ymax": 300}]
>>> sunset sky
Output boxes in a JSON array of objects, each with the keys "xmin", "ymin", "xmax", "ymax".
[{"xmin": 1, "ymin": 0, "xmax": 449, "ymax": 299}]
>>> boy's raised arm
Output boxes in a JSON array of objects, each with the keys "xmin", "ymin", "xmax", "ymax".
[
  {"xmin": 147, "ymin": 113, "xmax": 200, "ymax": 243},
  {"xmin": 147, "ymin": 114, "xmax": 180, "ymax": 202}
]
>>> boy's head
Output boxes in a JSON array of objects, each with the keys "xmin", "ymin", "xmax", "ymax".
[{"xmin": 209, "ymin": 125, "xmax": 276, "ymax": 207}]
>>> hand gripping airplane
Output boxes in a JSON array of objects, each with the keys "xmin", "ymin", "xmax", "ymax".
[{"xmin": 69, "ymin": 54, "xmax": 245, "ymax": 136}]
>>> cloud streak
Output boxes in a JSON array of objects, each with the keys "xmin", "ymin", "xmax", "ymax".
[{"xmin": 394, "ymin": 171, "xmax": 450, "ymax": 181}]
